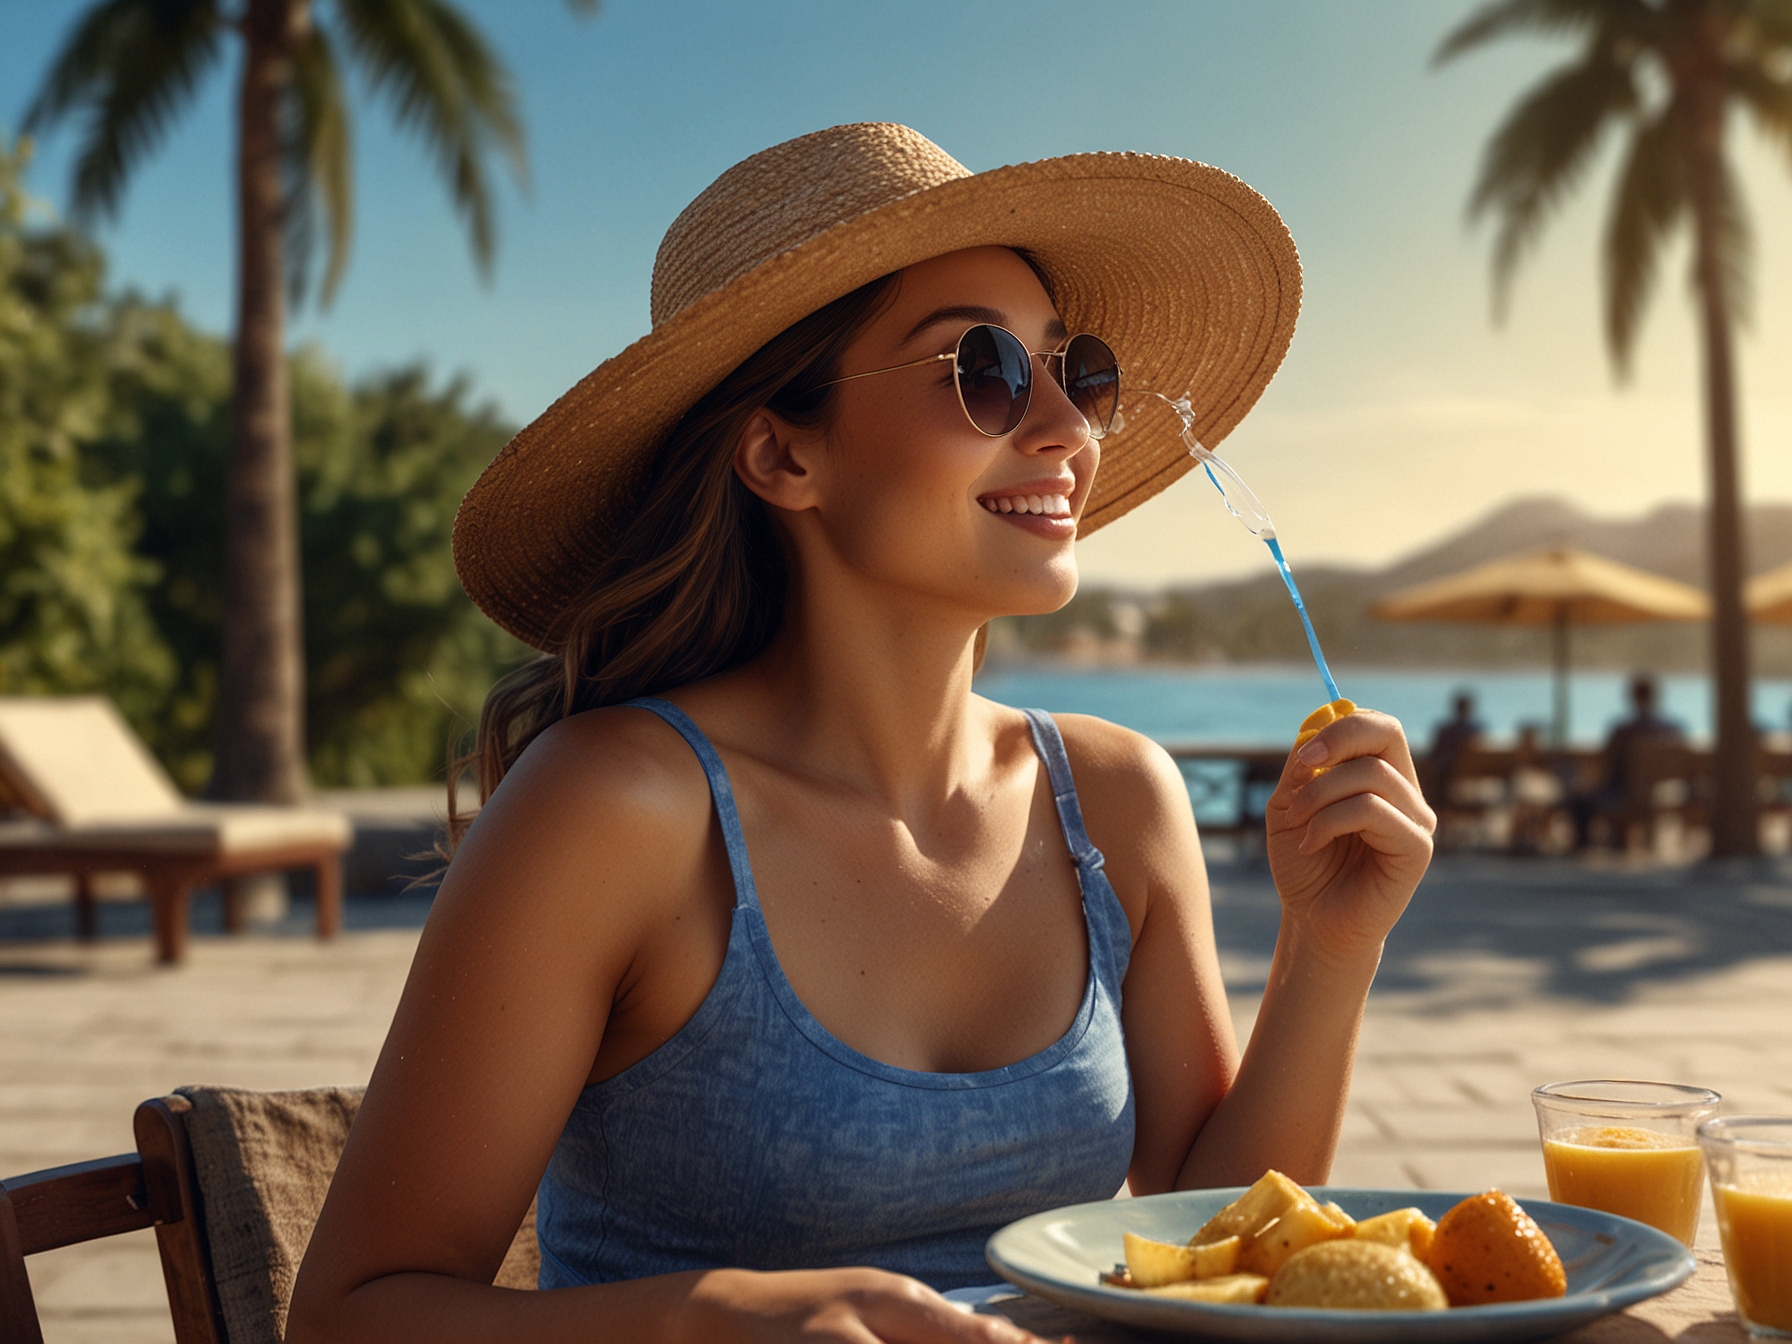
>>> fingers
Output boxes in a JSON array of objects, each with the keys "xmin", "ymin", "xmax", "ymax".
[
  {"xmin": 1286, "ymin": 709, "xmax": 1421, "ymax": 791},
  {"xmin": 1293, "ymin": 789, "xmax": 1435, "ymax": 860},
  {"xmin": 853, "ymin": 1276, "xmax": 1053, "ymax": 1343},
  {"xmin": 1281, "ymin": 754, "xmax": 1435, "ymax": 839}
]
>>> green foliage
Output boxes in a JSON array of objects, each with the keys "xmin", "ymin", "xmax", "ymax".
[
  {"xmin": 2, "ymin": 134, "xmax": 525, "ymax": 790},
  {"xmin": 295, "ymin": 359, "xmax": 525, "ymax": 787},
  {"xmin": 0, "ymin": 138, "xmax": 172, "ymax": 721},
  {"xmin": 82, "ymin": 317, "xmax": 527, "ymax": 791}
]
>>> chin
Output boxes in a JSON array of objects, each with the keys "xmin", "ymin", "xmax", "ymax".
[{"xmin": 994, "ymin": 558, "xmax": 1080, "ymax": 618}]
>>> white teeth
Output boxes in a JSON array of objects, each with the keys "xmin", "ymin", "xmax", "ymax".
[{"xmin": 983, "ymin": 492, "xmax": 1072, "ymax": 517}]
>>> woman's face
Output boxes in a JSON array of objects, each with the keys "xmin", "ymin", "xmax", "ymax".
[{"xmin": 756, "ymin": 246, "xmax": 1099, "ymax": 623}]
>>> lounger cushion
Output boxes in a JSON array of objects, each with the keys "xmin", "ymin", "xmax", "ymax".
[
  {"xmin": 0, "ymin": 697, "xmax": 185, "ymax": 824},
  {"xmin": 0, "ymin": 806, "xmax": 351, "ymax": 857}
]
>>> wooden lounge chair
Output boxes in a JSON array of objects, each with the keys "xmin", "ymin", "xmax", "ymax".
[
  {"xmin": 0, "ymin": 698, "xmax": 351, "ymax": 964},
  {"xmin": 0, "ymin": 1087, "xmax": 538, "ymax": 1344}
]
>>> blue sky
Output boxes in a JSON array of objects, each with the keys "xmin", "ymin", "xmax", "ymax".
[{"xmin": 6, "ymin": 0, "xmax": 1792, "ymax": 585}]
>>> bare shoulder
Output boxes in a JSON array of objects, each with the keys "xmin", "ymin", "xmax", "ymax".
[
  {"xmin": 439, "ymin": 702, "xmax": 716, "ymax": 926},
  {"xmin": 1035, "ymin": 711, "xmax": 1203, "ymax": 934},
  {"xmin": 1048, "ymin": 712, "xmax": 1188, "ymax": 814}
]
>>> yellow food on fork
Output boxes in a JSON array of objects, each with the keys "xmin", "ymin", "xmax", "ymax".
[{"xmin": 1294, "ymin": 698, "xmax": 1356, "ymax": 775}]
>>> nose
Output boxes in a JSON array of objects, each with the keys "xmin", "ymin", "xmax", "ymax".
[{"xmin": 1015, "ymin": 353, "xmax": 1093, "ymax": 456}]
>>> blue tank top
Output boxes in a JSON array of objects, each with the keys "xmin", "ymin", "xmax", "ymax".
[{"xmin": 536, "ymin": 697, "xmax": 1135, "ymax": 1292}]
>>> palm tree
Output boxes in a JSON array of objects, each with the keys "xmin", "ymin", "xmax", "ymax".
[
  {"xmin": 24, "ymin": 0, "xmax": 591, "ymax": 802},
  {"xmin": 1437, "ymin": 0, "xmax": 1792, "ymax": 857}
]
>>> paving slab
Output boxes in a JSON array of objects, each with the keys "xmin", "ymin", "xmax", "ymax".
[{"xmin": 3, "ymin": 853, "xmax": 1789, "ymax": 1342}]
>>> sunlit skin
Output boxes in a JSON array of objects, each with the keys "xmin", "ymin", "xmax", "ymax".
[{"xmin": 287, "ymin": 246, "xmax": 1435, "ymax": 1344}]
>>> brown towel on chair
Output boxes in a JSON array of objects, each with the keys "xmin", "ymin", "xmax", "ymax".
[{"xmin": 174, "ymin": 1085, "xmax": 540, "ymax": 1343}]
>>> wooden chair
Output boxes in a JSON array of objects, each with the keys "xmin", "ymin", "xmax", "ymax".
[
  {"xmin": 1, "ymin": 1097, "xmax": 228, "ymax": 1344},
  {"xmin": 0, "ymin": 698, "xmax": 351, "ymax": 963},
  {"xmin": 0, "ymin": 1089, "xmax": 537, "ymax": 1343},
  {"xmin": 1429, "ymin": 745, "xmax": 1518, "ymax": 850}
]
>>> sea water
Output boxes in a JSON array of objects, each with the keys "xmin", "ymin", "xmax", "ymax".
[{"xmin": 976, "ymin": 665, "xmax": 1792, "ymax": 749}]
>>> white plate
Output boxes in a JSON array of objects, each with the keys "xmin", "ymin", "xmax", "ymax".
[{"xmin": 985, "ymin": 1187, "xmax": 1695, "ymax": 1341}]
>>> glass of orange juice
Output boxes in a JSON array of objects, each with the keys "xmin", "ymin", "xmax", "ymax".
[
  {"xmin": 1699, "ymin": 1116, "xmax": 1792, "ymax": 1340},
  {"xmin": 1532, "ymin": 1079, "xmax": 1720, "ymax": 1246}
]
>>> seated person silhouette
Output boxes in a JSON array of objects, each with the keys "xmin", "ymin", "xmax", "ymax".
[
  {"xmin": 1422, "ymin": 691, "xmax": 1485, "ymax": 805},
  {"xmin": 1571, "ymin": 674, "xmax": 1686, "ymax": 850}
]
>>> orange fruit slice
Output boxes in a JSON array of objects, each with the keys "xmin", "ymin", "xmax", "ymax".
[{"xmin": 1426, "ymin": 1190, "xmax": 1566, "ymax": 1306}]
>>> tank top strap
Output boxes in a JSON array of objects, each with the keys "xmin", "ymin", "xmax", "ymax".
[
  {"xmin": 621, "ymin": 697, "xmax": 758, "ymax": 912},
  {"xmin": 1022, "ymin": 708, "xmax": 1132, "ymax": 985},
  {"xmin": 1021, "ymin": 709, "xmax": 1105, "ymax": 879}
]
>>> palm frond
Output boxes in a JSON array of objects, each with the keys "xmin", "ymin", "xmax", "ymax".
[
  {"xmin": 1467, "ymin": 49, "xmax": 1638, "ymax": 319},
  {"xmin": 23, "ymin": 0, "xmax": 223, "ymax": 222},
  {"xmin": 1602, "ymin": 103, "xmax": 1689, "ymax": 373},
  {"xmin": 1434, "ymin": 0, "xmax": 1644, "ymax": 66},
  {"xmin": 331, "ymin": 0, "xmax": 527, "ymax": 278},
  {"xmin": 1729, "ymin": 60, "xmax": 1792, "ymax": 167},
  {"xmin": 285, "ymin": 22, "xmax": 355, "ymax": 306},
  {"xmin": 1740, "ymin": 0, "xmax": 1792, "ymax": 50}
]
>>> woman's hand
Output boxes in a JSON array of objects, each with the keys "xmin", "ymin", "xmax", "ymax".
[
  {"xmin": 679, "ymin": 1267, "xmax": 1059, "ymax": 1343},
  {"xmin": 1264, "ymin": 709, "xmax": 1434, "ymax": 969}
]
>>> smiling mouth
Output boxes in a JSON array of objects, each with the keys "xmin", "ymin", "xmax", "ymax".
[{"xmin": 980, "ymin": 492, "xmax": 1072, "ymax": 518}]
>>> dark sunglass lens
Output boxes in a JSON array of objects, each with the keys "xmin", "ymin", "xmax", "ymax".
[
  {"xmin": 1061, "ymin": 334, "xmax": 1120, "ymax": 437},
  {"xmin": 955, "ymin": 325, "xmax": 1032, "ymax": 435}
]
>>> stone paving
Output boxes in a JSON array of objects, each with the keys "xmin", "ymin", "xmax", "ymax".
[{"xmin": 4, "ymin": 857, "xmax": 1791, "ymax": 1343}]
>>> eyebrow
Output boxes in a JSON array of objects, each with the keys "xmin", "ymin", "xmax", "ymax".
[{"xmin": 901, "ymin": 304, "xmax": 1070, "ymax": 347}]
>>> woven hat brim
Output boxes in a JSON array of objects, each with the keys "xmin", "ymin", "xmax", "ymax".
[{"xmin": 454, "ymin": 150, "xmax": 1300, "ymax": 650}]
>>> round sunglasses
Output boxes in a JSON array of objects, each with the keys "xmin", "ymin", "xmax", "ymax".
[{"xmin": 821, "ymin": 324, "xmax": 1122, "ymax": 440}]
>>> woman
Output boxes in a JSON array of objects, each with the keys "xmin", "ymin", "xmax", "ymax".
[{"xmin": 289, "ymin": 124, "xmax": 1434, "ymax": 1344}]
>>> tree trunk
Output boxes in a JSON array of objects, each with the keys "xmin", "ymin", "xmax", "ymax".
[
  {"xmin": 1685, "ymin": 46, "xmax": 1758, "ymax": 857},
  {"xmin": 210, "ymin": 0, "xmax": 309, "ymax": 803}
]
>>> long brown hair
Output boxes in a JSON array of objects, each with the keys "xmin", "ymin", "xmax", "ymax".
[{"xmin": 442, "ymin": 272, "xmax": 901, "ymax": 853}]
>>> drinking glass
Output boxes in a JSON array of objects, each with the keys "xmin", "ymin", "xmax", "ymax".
[
  {"xmin": 1532, "ymin": 1079, "xmax": 1720, "ymax": 1245},
  {"xmin": 1699, "ymin": 1115, "xmax": 1792, "ymax": 1340}
]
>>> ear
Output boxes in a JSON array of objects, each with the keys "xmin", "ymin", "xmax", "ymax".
[{"xmin": 733, "ymin": 409, "xmax": 823, "ymax": 512}]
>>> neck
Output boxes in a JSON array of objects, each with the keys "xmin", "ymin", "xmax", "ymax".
[{"xmin": 729, "ymin": 579, "xmax": 993, "ymax": 811}]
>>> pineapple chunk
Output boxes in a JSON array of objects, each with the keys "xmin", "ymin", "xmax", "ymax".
[
  {"xmin": 1189, "ymin": 1235, "xmax": 1241, "ymax": 1279},
  {"xmin": 1144, "ymin": 1273, "xmax": 1270, "ymax": 1305},
  {"xmin": 1353, "ymin": 1207, "xmax": 1437, "ymax": 1261},
  {"xmin": 1190, "ymin": 1171, "xmax": 1313, "ymax": 1246},
  {"xmin": 1123, "ymin": 1232, "xmax": 1242, "ymax": 1287},
  {"xmin": 1124, "ymin": 1232, "xmax": 1201, "ymax": 1288},
  {"xmin": 1237, "ymin": 1198, "xmax": 1356, "ymax": 1276}
]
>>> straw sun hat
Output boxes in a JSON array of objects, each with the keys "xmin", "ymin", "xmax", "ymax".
[{"xmin": 453, "ymin": 122, "xmax": 1301, "ymax": 650}]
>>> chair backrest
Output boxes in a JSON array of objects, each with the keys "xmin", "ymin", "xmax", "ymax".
[
  {"xmin": 0, "ymin": 697, "xmax": 185, "ymax": 826},
  {"xmin": 0, "ymin": 1090, "xmax": 538, "ymax": 1344},
  {"xmin": 1620, "ymin": 734, "xmax": 1697, "ymax": 809},
  {"xmin": 1, "ymin": 1154, "xmax": 158, "ymax": 1344},
  {"xmin": 0, "ymin": 1099, "xmax": 222, "ymax": 1344}
]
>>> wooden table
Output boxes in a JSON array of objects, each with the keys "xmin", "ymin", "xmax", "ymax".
[{"xmin": 975, "ymin": 1246, "xmax": 1746, "ymax": 1341}]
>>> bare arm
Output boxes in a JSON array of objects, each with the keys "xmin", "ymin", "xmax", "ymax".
[
  {"xmin": 1177, "ymin": 710, "xmax": 1432, "ymax": 1186},
  {"xmin": 286, "ymin": 710, "xmax": 1046, "ymax": 1344},
  {"xmin": 1069, "ymin": 710, "xmax": 1432, "ymax": 1195}
]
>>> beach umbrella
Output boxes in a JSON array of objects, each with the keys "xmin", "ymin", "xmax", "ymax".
[
  {"xmin": 1745, "ymin": 562, "xmax": 1792, "ymax": 624},
  {"xmin": 1370, "ymin": 546, "xmax": 1709, "ymax": 745}
]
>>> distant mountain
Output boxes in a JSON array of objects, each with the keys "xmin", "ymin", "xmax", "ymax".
[
  {"xmin": 991, "ymin": 497, "xmax": 1792, "ymax": 675},
  {"xmin": 1374, "ymin": 496, "xmax": 1792, "ymax": 591}
]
